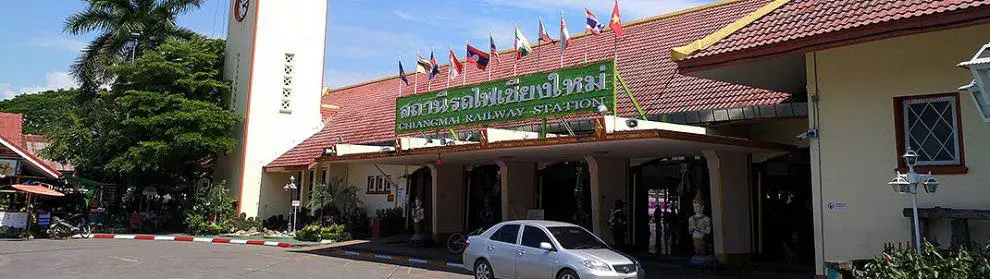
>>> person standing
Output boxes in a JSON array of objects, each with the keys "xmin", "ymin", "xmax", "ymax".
[{"xmin": 608, "ymin": 199, "xmax": 628, "ymax": 248}]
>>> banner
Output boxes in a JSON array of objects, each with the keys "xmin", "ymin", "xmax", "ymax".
[{"xmin": 396, "ymin": 61, "xmax": 614, "ymax": 133}]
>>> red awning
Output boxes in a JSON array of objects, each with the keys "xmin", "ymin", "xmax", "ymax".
[{"xmin": 12, "ymin": 184, "xmax": 64, "ymax": 197}]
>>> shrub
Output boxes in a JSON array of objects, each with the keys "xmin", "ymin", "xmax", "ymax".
[
  {"xmin": 0, "ymin": 226, "xmax": 25, "ymax": 238},
  {"xmin": 185, "ymin": 215, "xmax": 229, "ymax": 235},
  {"xmin": 853, "ymin": 241, "xmax": 990, "ymax": 279},
  {"xmin": 223, "ymin": 213, "xmax": 262, "ymax": 232},
  {"xmin": 294, "ymin": 224, "xmax": 349, "ymax": 242},
  {"xmin": 340, "ymin": 207, "xmax": 370, "ymax": 239}
]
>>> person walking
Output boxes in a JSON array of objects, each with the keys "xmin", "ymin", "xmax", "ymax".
[{"xmin": 608, "ymin": 199, "xmax": 628, "ymax": 248}]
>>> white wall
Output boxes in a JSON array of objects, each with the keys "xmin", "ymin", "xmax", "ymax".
[{"xmin": 219, "ymin": 0, "xmax": 327, "ymax": 217}]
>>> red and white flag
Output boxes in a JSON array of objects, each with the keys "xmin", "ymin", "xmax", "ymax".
[
  {"xmin": 538, "ymin": 17, "xmax": 554, "ymax": 44},
  {"xmin": 448, "ymin": 48, "xmax": 463, "ymax": 80},
  {"xmin": 560, "ymin": 10, "xmax": 572, "ymax": 54}
]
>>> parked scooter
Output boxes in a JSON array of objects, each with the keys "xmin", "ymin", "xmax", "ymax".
[{"xmin": 47, "ymin": 213, "xmax": 94, "ymax": 239}]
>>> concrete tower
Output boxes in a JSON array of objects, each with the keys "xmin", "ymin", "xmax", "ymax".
[{"xmin": 218, "ymin": 0, "xmax": 327, "ymax": 217}]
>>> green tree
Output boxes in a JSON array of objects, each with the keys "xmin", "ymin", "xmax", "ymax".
[
  {"xmin": 307, "ymin": 178, "xmax": 361, "ymax": 217},
  {"xmin": 0, "ymin": 89, "xmax": 75, "ymax": 135},
  {"xmin": 64, "ymin": 0, "xmax": 204, "ymax": 91},
  {"xmin": 44, "ymin": 36, "xmax": 238, "ymax": 188}
]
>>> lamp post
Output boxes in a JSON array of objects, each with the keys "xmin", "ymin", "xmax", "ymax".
[
  {"xmin": 958, "ymin": 42, "xmax": 990, "ymax": 122},
  {"xmin": 887, "ymin": 149, "xmax": 940, "ymax": 251},
  {"xmin": 283, "ymin": 176, "xmax": 297, "ymax": 233}
]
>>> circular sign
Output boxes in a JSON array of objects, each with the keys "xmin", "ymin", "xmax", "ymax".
[{"xmin": 234, "ymin": 0, "xmax": 250, "ymax": 22}]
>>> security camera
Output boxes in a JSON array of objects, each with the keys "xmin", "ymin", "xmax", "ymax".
[
  {"xmin": 795, "ymin": 129, "xmax": 818, "ymax": 140},
  {"xmin": 625, "ymin": 119, "xmax": 639, "ymax": 128}
]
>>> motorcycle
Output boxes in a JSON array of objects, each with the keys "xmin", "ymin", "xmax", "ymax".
[{"xmin": 47, "ymin": 213, "xmax": 94, "ymax": 239}]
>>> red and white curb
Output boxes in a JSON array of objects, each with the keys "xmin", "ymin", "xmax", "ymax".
[
  {"xmin": 330, "ymin": 249, "xmax": 465, "ymax": 270},
  {"xmin": 71, "ymin": 233, "xmax": 294, "ymax": 248}
]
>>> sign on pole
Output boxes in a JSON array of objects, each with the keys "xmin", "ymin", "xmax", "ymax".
[{"xmin": 396, "ymin": 61, "xmax": 615, "ymax": 133}]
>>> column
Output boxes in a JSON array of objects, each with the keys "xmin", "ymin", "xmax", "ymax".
[
  {"xmin": 702, "ymin": 150, "xmax": 752, "ymax": 266},
  {"xmin": 429, "ymin": 164, "xmax": 465, "ymax": 242},
  {"xmin": 585, "ymin": 156, "xmax": 629, "ymax": 244},
  {"xmin": 496, "ymin": 161, "xmax": 537, "ymax": 221}
]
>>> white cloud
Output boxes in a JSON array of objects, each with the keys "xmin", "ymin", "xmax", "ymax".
[
  {"xmin": 482, "ymin": 0, "xmax": 713, "ymax": 19},
  {"xmin": 26, "ymin": 36, "xmax": 87, "ymax": 52},
  {"xmin": 18, "ymin": 71, "xmax": 79, "ymax": 96},
  {"xmin": 0, "ymin": 84, "xmax": 16, "ymax": 100}
]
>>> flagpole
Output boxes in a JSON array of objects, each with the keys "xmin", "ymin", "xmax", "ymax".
[
  {"xmin": 414, "ymin": 51, "xmax": 420, "ymax": 96},
  {"xmin": 446, "ymin": 45, "xmax": 452, "ymax": 90},
  {"xmin": 488, "ymin": 31, "xmax": 493, "ymax": 82},
  {"xmin": 513, "ymin": 23, "xmax": 519, "ymax": 77},
  {"xmin": 397, "ymin": 56, "xmax": 403, "ymax": 98},
  {"xmin": 537, "ymin": 18, "xmax": 542, "ymax": 76},
  {"xmin": 463, "ymin": 40, "xmax": 468, "ymax": 86},
  {"xmin": 559, "ymin": 9, "xmax": 566, "ymax": 69},
  {"xmin": 428, "ymin": 48, "xmax": 433, "ymax": 92}
]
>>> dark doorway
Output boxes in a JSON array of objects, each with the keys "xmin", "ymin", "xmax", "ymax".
[
  {"xmin": 467, "ymin": 165, "xmax": 501, "ymax": 231},
  {"xmin": 405, "ymin": 167, "xmax": 432, "ymax": 234},
  {"xmin": 633, "ymin": 157, "xmax": 710, "ymax": 256},
  {"xmin": 539, "ymin": 161, "xmax": 591, "ymax": 230},
  {"xmin": 752, "ymin": 149, "xmax": 813, "ymax": 266}
]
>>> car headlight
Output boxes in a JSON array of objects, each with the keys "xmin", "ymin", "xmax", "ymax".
[{"xmin": 581, "ymin": 260, "xmax": 612, "ymax": 271}]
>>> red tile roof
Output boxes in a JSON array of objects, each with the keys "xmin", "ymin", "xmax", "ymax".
[
  {"xmin": 22, "ymin": 134, "xmax": 76, "ymax": 172},
  {"xmin": 267, "ymin": 0, "xmax": 791, "ymax": 169},
  {"xmin": 677, "ymin": 0, "xmax": 990, "ymax": 66}
]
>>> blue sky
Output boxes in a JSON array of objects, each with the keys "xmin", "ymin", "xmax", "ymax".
[{"xmin": 0, "ymin": 0, "xmax": 715, "ymax": 98}]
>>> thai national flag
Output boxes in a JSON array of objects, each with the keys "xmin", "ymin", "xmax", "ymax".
[
  {"xmin": 585, "ymin": 8, "xmax": 604, "ymax": 35},
  {"xmin": 466, "ymin": 44, "xmax": 490, "ymax": 70}
]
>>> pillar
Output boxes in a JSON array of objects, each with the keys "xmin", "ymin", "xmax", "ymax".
[
  {"xmin": 429, "ymin": 164, "xmax": 465, "ymax": 242},
  {"xmin": 585, "ymin": 156, "xmax": 629, "ymax": 244},
  {"xmin": 496, "ymin": 161, "xmax": 537, "ymax": 221},
  {"xmin": 702, "ymin": 150, "xmax": 752, "ymax": 266}
]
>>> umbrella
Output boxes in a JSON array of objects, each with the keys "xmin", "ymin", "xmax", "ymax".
[{"xmin": 12, "ymin": 184, "xmax": 65, "ymax": 197}]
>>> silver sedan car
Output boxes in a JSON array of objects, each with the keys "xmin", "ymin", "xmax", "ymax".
[{"xmin": 463, "ymin": 220, "xmax": 643, "ymax": 279}]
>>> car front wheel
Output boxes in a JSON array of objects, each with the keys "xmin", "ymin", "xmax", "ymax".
[
  {"xmin": 557, "ymin": 269, "xmax": 579, "ymax": 279},
  {"xmin": 474, "ymin": 259, "xmax": 494, "ymax": 279}
]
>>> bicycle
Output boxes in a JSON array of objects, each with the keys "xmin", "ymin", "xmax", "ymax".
[{"xmin": 446, "ymin": 227, "xmax": 485, "ymax": 254}]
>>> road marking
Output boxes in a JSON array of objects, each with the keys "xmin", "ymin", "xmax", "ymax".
[{"xmin": 109, "ymin": 256, "xmax": 138, "ymax": 263}]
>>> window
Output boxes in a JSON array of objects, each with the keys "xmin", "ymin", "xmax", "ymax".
[
  {"xmin": 548, "ymin": 226, "xmax": 607, "ymax": 250},
  {"xmin": 308, "ymin": 170, "xmax": 315, "ymax": 194},
  {"xmin": 321, "ymin": 168, "xmax": 327, "ymax": 185},
  {"xmin": 894, "ymin": 93, "xmax": 967, "ymax": 174},
  {"xmin": 490, "ymin": 224, "xmax": 520, "ymax": 244},
  {"xmin": 367, "ymin": 176, "xmax": 375, "ymax": 192},
  {"xmin": 384, "ymin": 175, "xmax": 392, "ymax": 191},
  {"xmin": 367, "ymin": 175, "xmax": 387, "ymax": 194},
  {"xmin": 280, "ymin": 52, "xmax": 295, "ymax": 114},
  {"xmin": 521, "ymin": 226, "xmax": 553, "ymax": 249}
]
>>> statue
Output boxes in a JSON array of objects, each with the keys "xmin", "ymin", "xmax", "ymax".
[
  {"xmin": 410, "ymin": 198, "xmax": 427, "ymax": 245},
  {"xmin": 688, "ymin": 191, "xmax": 713, "ymax": 265}
]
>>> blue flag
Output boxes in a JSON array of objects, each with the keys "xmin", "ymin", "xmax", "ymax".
[{"xmin": 398, "ymin": 60, "xmax": 409, "ymax": 86}]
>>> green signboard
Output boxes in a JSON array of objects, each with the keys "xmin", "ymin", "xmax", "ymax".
[{"xmin": 396, "ymin": 61, "xmax": 614, "ymax": 133}]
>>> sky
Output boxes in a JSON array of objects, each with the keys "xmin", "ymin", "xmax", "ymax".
[{"xmin": 0, "ymin": 0, "xmax": 716, "ymax": 99}]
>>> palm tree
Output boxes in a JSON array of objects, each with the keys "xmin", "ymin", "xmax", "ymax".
[
  {"xmin": 64, "ymin": 0, "xmax": 204, "ymax": 91},
  {"xmin": 308, "ymin": 178, "xmax": 361, "ymax": 224}
]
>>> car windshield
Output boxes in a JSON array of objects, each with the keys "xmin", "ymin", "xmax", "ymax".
[{"xmin": 548, "ymin": 226, "xmax": 608, "ymax": 250}]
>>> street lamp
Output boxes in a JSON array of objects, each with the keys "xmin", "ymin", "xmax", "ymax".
[
  {"xmin": 958, "ymin": 42, "xmax": 990, "ymax": 122},
  {"xmin": 283, "ymin": 176, "xmax": 298, "ymax": 233},
  {"xmin": 887, "ymin": 148, "xmax": 940, "ymax": 251}
]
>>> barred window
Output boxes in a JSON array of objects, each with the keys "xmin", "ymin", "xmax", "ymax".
[{"xmin": 894, "ymin": 93, "xmax": 966, "ymax": 173}]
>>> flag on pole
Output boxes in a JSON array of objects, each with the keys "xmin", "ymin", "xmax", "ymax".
[
  {"xmin": 538, "ymin": 17, "xmax": 554, "ymax": 44},
  {"xmin": 448, "ymin": 48, "xmax": 463, "ymax": 80},
  {"xmin": 585, "ymin": 8, "xmax": 604, "ymax": 34},
  {"xmin": 429, "ymin": 51, "xmax": 440, "ymax": 80},
  {"xmin": 489, "ymin": 33, "xmax": 500, "ymax": 62},
  {"xmin": 560, "ymin": 10, "xmax": 571, "ymax": 54},
  {"xmin": 398, "ymin": 60, "xmax": 409, "ymax": 86},
  {"xmin": 416, "ymin": 55, "xmax": 432, "ymax": 75},
  {"xmin": 514, "ymin": 25, "xmax": 533, "ymax": 59},
  {"xmin": 466, "ymin": 44, "xmax": 490, "ymax": 70},
  {"xmin": 610, "ymin": 0, "xmax": 623, "ymax": 37}
]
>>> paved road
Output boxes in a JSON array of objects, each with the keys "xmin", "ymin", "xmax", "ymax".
[{"xmin": 0, "ymin": 239, "xmax": 470, "ymax": 279}]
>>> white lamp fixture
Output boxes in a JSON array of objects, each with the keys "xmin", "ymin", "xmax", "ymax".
[
  {"xmin": 885, "ymin": 148, "xmax": 940, "ymax": 251},
  {"xmin": 958, "ymin": 42, "xmax": 990, "ymax": 122}
]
